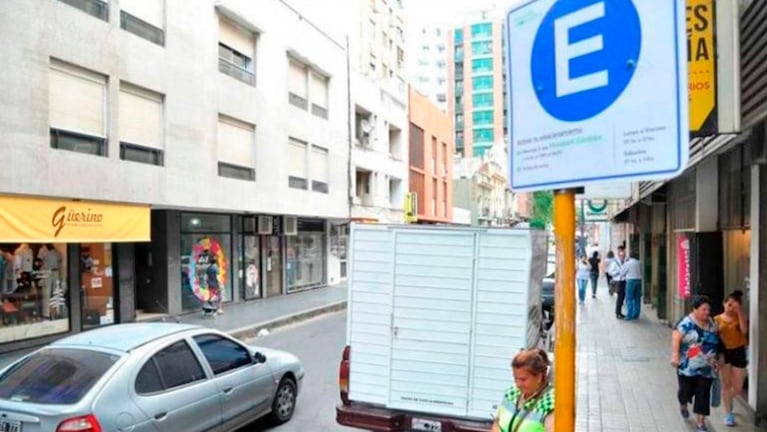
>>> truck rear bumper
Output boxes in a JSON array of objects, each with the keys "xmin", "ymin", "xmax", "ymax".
[{"xmin": 336, "ymin": 402, "xmax": 492, "ymax": 432}]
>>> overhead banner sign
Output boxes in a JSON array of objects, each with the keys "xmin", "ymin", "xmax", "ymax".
[
  {"xmin": 688, "ymin": 0, "xmax": 717, "ymax": 136},
  {"xmin": 0, "ymin": 195, "xmax": 150, "ymax": 243},
  {"xmin": 506, "ymin": 0, "xmax": 689, "ymax": 192}
]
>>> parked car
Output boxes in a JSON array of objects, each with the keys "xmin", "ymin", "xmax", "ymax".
[{"xmin": 0, "ymin": 323, "xmax": 303, "ymax": 432}]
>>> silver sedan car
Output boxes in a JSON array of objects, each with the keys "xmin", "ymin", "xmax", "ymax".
[{"xmin": 0, "ymin": 323, "xmax": 304, "ymax": 432}]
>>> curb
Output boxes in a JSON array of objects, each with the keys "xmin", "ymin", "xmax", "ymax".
[{"xmin": 228, "ymin": 300, "xmax": 347, "ymax": 340}]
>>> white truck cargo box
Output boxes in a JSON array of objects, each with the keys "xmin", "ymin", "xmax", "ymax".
[{"xmin": 346, "ymin": 224, "xmax": 546, "ymax": 420}]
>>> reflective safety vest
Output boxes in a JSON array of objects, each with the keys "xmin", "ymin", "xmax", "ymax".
[{"xmin": 496, "ymin": 385, "xmax": 554, "ymax": 432}]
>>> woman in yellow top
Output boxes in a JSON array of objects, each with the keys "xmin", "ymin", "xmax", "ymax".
[
  {"xmin": 491, "ymin": 349, "xmax": 554, "ymax": 432},
  {"xmin": 714, "ymin": 290, "xmax": 748, "ymax": 427}
]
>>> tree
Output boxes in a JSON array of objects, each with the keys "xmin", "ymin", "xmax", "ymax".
[{"xmin": 530, "ymin": 190, "xmax": 553, "ymax": 229}]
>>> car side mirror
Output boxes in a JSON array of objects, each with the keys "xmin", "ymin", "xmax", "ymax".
[{"xmin": 253, "ymin": 352, "xmax": 267, "ymax": 364}]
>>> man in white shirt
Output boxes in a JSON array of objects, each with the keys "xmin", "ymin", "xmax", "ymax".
[
  {"xmin": 620, "ymin": 251, "xmax": 643, "ymax": 321},
  {"xmin": 608, "ymin": 246, "xmax": 628, "ymax": 319}
]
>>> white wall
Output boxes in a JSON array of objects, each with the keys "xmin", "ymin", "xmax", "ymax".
[{"xmin": 0, "ymin": 0, "xmax": 349, "ymax": 219}]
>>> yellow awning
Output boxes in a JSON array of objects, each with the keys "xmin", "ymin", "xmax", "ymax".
[{"xmin": 0, "ymin": 195, "xmax": 150, "ymax": 243}]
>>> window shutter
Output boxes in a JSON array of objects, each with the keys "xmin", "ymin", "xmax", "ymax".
[
  {"xmin": 288, "ymin": 138, "xmax": 307, "ymax": 178},
  {"xmin": 310, "ymin": 73, "xmax": 328, "ymax": 108},
  {"xmin": 289, "ymin": 61, "xmax": 307, "ymax": 98},
  {"xmin": 217, "ymin": 116, "xmax": 255, "ymax": 167},
  {"xmin": 119, "ymin": 84, "xmax": 163, "ymax": 149},
  {"xmin": 49, "ymin": 61, "xmax": 106, "ymax": 137},
  {"xmin": 310, "ymin": 146, "xmax": 329, "ymax": 183},
  {"xmin": 120, "ymin": 0, "xmax": 164, "ymax": 28},
  {"xmin": 219, "ymin": 17, "xmax": 254, "ymax": 57}
]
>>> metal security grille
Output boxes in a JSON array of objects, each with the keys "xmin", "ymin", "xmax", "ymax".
[{"xmin": 740, "ymin": 1, "xmax": 767, "ymax": 126}]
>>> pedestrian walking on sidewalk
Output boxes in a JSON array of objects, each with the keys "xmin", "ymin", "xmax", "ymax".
[
  {"xmin": 588, "ymin": 251, "xmax": 600, "ymax": 298},
  {"xmin": 576, "ymin": 255, "xmax": 590, "ymax": 305},
  {"xmin": 621, "ymin": 252, "xmax": 642, "ymax": 320},
  {"xmin": 491, "ymin": 348, "xmax": 554, "ymax": 432},
  {"xmin": 671, "ymin": 295, "xmax": 722, "ymax": 432},
  {"xmin": 608, "ymin": 246, "xmax": 627, "ymax": 319},
  {"xmin": 714, "ymin": 290, "xmax": 749, "ymax": 427}
]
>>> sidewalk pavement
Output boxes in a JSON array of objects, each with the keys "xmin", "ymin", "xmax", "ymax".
[
  {"xmin": 0, "ymin": 283, "xmax": 348, "ymax": 369},
  {"xmin": 575, "ymin": 283, "xmax": 761, "ymax": 432}
]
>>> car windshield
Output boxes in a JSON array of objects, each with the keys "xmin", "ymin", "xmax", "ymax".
[{"xmin": 0, "ymin": 348, "xmax": 120, "ymax": 405}]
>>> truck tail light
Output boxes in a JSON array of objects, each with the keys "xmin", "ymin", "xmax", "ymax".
[
  {"xmin": 56, "ymin": 414, "xmax": 103, "ymax": 432},
  {"xmin": 339, "ymin": 345, "xmax": 351, "ymax": 405}
]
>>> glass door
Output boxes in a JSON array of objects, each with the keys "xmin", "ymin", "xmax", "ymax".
[
  {"xmin": 243, "ymin": 236, "xmax": 261, "ymax": 300},
  {"xmin": 80, "ymin": 243, "xmax": 115, "ymax": 329},
  {"xmin": 263, "ymin": 236, "xmax": 283, "ymax": 297}
]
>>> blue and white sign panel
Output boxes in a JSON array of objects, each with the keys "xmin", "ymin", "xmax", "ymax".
[{"xmin": 506, "ymin": 0, "xmax": 688, "ymax": 192}]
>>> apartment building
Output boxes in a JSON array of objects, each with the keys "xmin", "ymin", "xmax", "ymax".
[
  {"xmin": 408, "ymin": 88, "xmax": 454, "ymax": 223},
  {"xmin": 448, "ymin": 19, "xmax": 507, "ymax": 158},
  {"xmin": 407, "ymin": 23, "xmax": 449, "ymax": 112},
  {"xmin": 0, "ymin": 0, "xmax": 349, "ymax": 351}
]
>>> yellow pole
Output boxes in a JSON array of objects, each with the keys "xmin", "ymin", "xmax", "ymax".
[{"xmin": 553, "ymin": 189, "xmax": 576, "ymax": 432}]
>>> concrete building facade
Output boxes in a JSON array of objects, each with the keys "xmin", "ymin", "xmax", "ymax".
[{"xmin": 0, "ymin": 0, "xmax": 349, "ymax": 351}]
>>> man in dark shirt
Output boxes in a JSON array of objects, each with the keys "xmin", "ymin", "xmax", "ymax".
[{"xmin": 588, "ymin": 251, "xmax": 601, "ymax": 298}]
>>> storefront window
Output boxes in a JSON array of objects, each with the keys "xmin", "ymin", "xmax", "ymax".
[
  {"xmin": 723, "ymin": 230, "xmax": 751, "ymax": 298},
  {"xmin": 287, "ymin": 219, "xmax": 326, "ymax": 293},
  {"xmin": 180, "ymin": 214, "xmax": 232, "ymax": 312},
  {"xmin": 0, "ymin": 243, "xmax": 69, "ymax": 343},
  {"xmin": 80, "ymin": 243, "xmax": 115, "ymax": 329},
  {"xmin": 243, "ymin": 236, "xmax": 261, "ymax": 300}
]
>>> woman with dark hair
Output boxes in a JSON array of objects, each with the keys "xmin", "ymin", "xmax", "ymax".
[
  {"xmin": 588, "ymin": 251, "xmax": 601, "ymax": 298},
  {"xmin": 492, "ymin": 348, "xmax": 554, "ymax": 432},
  {"xmin": 714, "ymin": 290, "xmax": 748, "ymax": 427},
  {"xmin": 671, "ymin": 295, "xmax": 722, "ymax": 432}
]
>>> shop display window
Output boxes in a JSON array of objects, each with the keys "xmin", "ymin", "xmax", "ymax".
[
  {"xmin": 181, "ymin": 214, "xmax": 232, "ymax": 311},
  {"xmin": 80, "ymin": 243, "xmax": 115, "ymax": 329},
  {"xmin": 287, "ymin": 219, "xmax": 326, "ymax": 293},
  {"xmin": 0, "ymin": 243, "xmax": 69, "ymax": 343}
]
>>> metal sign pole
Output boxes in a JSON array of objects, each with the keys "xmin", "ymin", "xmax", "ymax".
[{"xmin": 554, "ymin": 189, "xmax": 576, "ymax": 432}]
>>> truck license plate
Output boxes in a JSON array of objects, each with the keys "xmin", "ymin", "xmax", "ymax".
[
  {"xmin": 412, "ymin": 418, "xmax": 441, "ymax": 432},
  {"xmin": 0, "ymin": 419, "xmax": 21, "ymax": 432}
]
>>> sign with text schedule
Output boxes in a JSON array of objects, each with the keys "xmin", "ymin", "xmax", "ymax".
[{"xmin": 506, "ymin": 0, "xmax": 689, "ymax": 192}]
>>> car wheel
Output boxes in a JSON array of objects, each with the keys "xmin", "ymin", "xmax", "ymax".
[{"xmin": 269, "ymin": 377, "xmax": 297, "ymax": 424}]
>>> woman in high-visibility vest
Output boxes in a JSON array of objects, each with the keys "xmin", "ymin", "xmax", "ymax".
[{"xmin": 491, "ymin": 348, "xmax": 555, "ymax": 432}]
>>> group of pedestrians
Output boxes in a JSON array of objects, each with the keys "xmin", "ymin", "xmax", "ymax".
[
  {"xmin": 671, "ymin": 292, "xmax": 749, "ymax": 430},
  {"xmin": 575, "ymin": 245, "xmax": 643, "ymax": 322}
]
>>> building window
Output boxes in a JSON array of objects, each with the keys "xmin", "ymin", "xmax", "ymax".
[
  {"xmin": 471, "ymin": 41, "xmax": 492, "ymax": 55},
  {"xmin": 432, "ymin": 178, "xmax": 438, "ymax": 215},
  {"xmin": 289, "ymin": 58, "xmax": 329, "ymax": 119},
  {"xmin": 356, "ymin": 169, "xmax": 371, "ymax": 199},
  {"xmin": 472, "ymin": 110, "xmax": 494, "ymax": 125},
  {"xmin": 57, "ymin": 0, "xmax": 108, "ymax": 21},
  {"xmin": 0, "ymin": 243, "xmax": 70, "ymax": 344},
  {"xmin": 119, "ymin": 83, "xmax": 163, "ymax": 165},
  {"xmin": 432, "ymin": 136, "xmax": 438, "ymax": 172},
  {"xmin": 289, "ymin": 60, "xmax": 309, "ymax": 110},
  {"xmin": 437, "ymin": 93, "xmax": 447, "ymax": 103},
  {"xmin": 455, "ymin": 46, "xmax": 464, "ymax": 60},
  {"xmin": 471, "ymin": 58, "xmax": 493, "ymax": 74},
  {"xmin": 218, "ymin": 17, "xmax": 256, "ymax": 86},
  {"xmin": 456, "ymin": 113, "xmax": 464, "ymax": 128},
  {"xmin": 49, "ymin": 59, "xmax": 108, "ymax": 157},
  {"xmin": 454, "ymin": 28, "xmax": 463, "ymax": 43},
  {"xmin": 288, "ymin": 138, "xmax": 308, "ymax": 189},
  {"xmin": 286, "ymin": 219, "xmax": 326, "ymax": 293},
  {"xmin": 474, "ymin": 92, "xmax": 494, "ymax": 107},
  {"xmin": 471, "ymin": 23, "xmax": 492, "ymax": 39},
  {"xmin": 120, "ymin": 0, "xmax": 165, "ymax": 46},
  {"xmin": 180, "ymin": 214, "xmax": 233, "ymax": 312},
  {"xmin": 409, "ymin": 123, "xmax": 425, "ymax": 169},
  {"xmin": 80, "ymin": 243, "xmax": 115, "ymax": 329},
  {"xmin": 310, "ymin": 73, "xmax": 329, "ymax": 119},
  {"xmin": 217, "ymin": 115, "xmax": 256, "ymax": 181},
  {"xmin": 310, "ymin": 145, "xmax": 329, "ymax": 193},
  {"xmin": 473, "ymin": 128, "xmax": 494, "ymax": 143},
  {"xmin": 472, "ymin": 76, "xmax": 493, "ymax": 91},
  {"xmin": 442, "ymin": 142, "xmax": 448, "ymax": 174},
  {"xmin": 719, "ymin": 144, "xmax": 751, "ymax": 229}
]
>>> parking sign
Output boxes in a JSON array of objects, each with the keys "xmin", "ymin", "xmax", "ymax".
[{"xmin": 506, "ymin": 0, "xmax": 689, "ymax": 191}]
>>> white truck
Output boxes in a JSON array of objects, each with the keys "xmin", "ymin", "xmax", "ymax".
[{"xmin": 337, "ymin": 224, "xmax": 547, "ymax": 432}]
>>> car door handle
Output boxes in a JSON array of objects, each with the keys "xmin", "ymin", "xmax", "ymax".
[
  {"xmin": 223, "ymin": 386, "xmax": 234, "ymax": 394},
  {"xmin": 154, "ymin": 412, "xmax": 168, "ymax": 421}
]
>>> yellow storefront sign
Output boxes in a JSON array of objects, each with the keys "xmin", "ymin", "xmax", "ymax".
[
  {"xmin": 404, "ymin": 192, "xmax": 418, "ymax": 223},
  {"xmin": 688, "ymin": 0, "xmax": 717, "ymax": 135},
  {"xmin": 0, "ymin": 195, "xmax": 150, "ymax": 243}
]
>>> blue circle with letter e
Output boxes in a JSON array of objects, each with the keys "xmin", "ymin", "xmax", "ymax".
[{"xmin": 531, "ymin": 0, "xmax": 641, "ymax": 122}]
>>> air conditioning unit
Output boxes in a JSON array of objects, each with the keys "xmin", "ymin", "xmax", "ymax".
[
  {"xmin": 284, "ymin": 216, "xmax": 298, "ymax": 236},
  {"xmin": 257, "ymin": 216, "xmax": 273, "ymax": 235}
]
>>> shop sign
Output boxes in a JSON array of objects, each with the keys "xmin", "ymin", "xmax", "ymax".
[
  {"xmin": 677, "ymin": 235, "xmax": 692, "ymax": 299},
  {"xmin": 688, "ymin": 0, "xmax": 717, "ymax": 136},
  {"xmin": 582, "ymin": 200, "xmax": 609, "ymax": 222},
  {"xmin": 0, "ymin": 195, "xmax": 150, "ymax": 243},
  {"xmin": 404, "ymin": 192, "xmax": 418, "ymax": 223}
]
